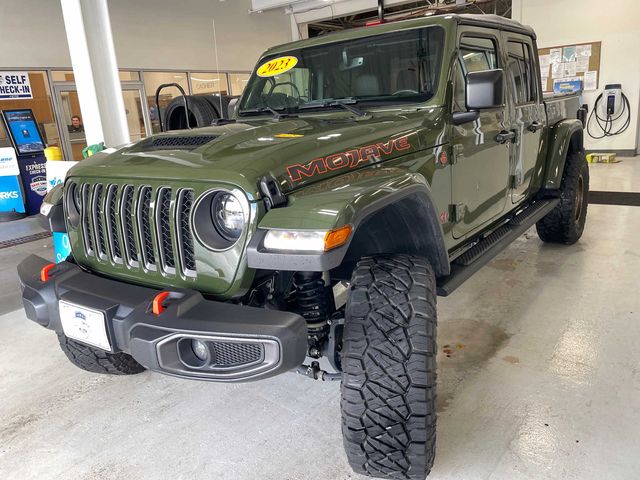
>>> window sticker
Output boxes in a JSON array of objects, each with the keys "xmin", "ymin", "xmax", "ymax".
[{"xmin": 257, "ymin": 56, "xmax": 298, "ymax": 77}]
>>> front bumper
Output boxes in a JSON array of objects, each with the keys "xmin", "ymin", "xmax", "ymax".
[{"xmin": 18, "ymin": 255, "xmax": 307, "ymax": 382}]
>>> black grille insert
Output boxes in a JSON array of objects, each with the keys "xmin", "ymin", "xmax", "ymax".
[
  {"xmin": 140, "ymin": 135, "xmax": 217, "ymax": 151},
  {"xmin": 138, "ymin": 186, "xmax": 156, "ymax": 270},
  {"xmin": 211, "ymin": 342, "xmax": 264, "ymax": 367},
  {"xmin": 81, "ymin": 184, "xmax": 94, "ymax": 255},
  {"xmin": 177, "ymin": 189, "xmax": 196, "ymax": 276},
  {"xmin": 121, "ymin": 185, "xmax": 138, "ymax": 265},
  {"xmin": 105, "ymin": 184, "xmax": 122, "ymax": 263},
  {"xmin": 156, "ymin": 187, "xmax": 175, "ymax": 273}
]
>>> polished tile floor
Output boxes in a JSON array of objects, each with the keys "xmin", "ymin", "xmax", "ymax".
[{"xmin": 0, "ymin": 159, "xmax": 638, "ymax": 480}]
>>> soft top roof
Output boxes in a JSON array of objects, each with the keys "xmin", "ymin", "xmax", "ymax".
[{"xmin": 263, "ymin": 13, "xmax": 535, "ymax": 58}]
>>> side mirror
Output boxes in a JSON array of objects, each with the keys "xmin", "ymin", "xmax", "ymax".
[
  {"xmin": 466, "ymin": 69, "xmax": 504, "ymax": 110},
  {"xmin": 228, "ymin": 97, "xmax": 239, "ymax": 119}
]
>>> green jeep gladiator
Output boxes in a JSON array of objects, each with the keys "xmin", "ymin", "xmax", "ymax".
[{"xmin": 20, "ymin": 14, "xmax": 588, "ymax": 480}]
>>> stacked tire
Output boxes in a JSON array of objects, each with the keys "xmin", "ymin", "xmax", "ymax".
[{"xmin": 162, "ymin": 94, "xmax": 235, "ymax": 131}]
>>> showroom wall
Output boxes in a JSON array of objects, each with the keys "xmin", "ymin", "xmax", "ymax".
[
  {"xmin": 0, "ymin": 0, "xmax": 291, "ymax": 71},
  {"xmin": 513, "ymin": 0, "xmax": 640, "ymax": 153}
]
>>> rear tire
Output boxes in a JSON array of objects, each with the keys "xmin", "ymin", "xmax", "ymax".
[
  {"xmin": 536, "ymin": 150, "xmax": 589, "ymax": 244},
  {"xmin": 57, "ymin": 333, "xmax": 145, "ymax": 375},
  {"xmin": 341, "ymin": 255, "xmax": 437, "ymax": 480}
]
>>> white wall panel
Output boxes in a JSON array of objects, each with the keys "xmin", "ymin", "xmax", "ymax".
[{"xmin": 0, "ymin": 0, "xmax": 291, "ymax": 71}]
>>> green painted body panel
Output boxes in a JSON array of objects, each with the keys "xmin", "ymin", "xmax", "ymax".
[
  {"xmin": 61, "ymin": 14, "xmax": 579, "ymax": 299},
  {"xmin": 43, "ymin": 183, "xmax": 64, "ymax": 205}
]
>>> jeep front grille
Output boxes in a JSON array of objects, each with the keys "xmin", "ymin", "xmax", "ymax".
[{"xmin": 72, "ymin": 181, "xmax": 197, "ymax": 278}]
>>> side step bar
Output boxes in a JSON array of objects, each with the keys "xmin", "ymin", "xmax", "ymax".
[{"xmin": 436, "ymin": 198, "xmax": 559, "ymax": 296}]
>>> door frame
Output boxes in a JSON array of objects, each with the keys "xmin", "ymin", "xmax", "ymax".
[{"xmin": 51, "ymin": 81, "xmax": 151, "ymax": 161}]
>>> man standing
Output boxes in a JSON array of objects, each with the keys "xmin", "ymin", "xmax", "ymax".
[{"xmin": 67, "ymin": 115, "xmax": 84, "ymax": 133}]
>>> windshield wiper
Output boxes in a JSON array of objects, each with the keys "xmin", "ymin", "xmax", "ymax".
[
  {"xmin": 238, "ymin": 106, "xmax": 297, "ymax": 120},
  {"xmin": 299, "ymin": 99, "xmax": 366, "ymax": 117}
]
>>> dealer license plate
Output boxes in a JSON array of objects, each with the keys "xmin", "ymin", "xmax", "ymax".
[{"xmin": 59, "ymin": 301, "xmax": 111, "ymax": 351}]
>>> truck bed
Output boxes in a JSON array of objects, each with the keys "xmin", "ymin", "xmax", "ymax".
[{"xmin": 544, "ymin": 92, "xmax": 581, "ymax": 127}]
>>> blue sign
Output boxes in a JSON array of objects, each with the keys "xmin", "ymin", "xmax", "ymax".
[
  {"xmin": 53, "ymin": 232, "xmax": 71, "ymax": 263},
  {"xmin": 0, "ymin": 175, "xmax": 25, "ymax": 213},
  {"xmin": 553, "ymin": 79, "xmax": 583, "ymax": 94}
]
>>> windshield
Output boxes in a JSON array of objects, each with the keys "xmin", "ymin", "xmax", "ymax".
[{"xmin": 238, "ymin": 26, "xmax": 445, "ymax": 116}]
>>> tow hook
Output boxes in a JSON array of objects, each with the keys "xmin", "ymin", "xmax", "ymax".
[{"xmin": 296, "ymin": 361, "xmax": 341, "ymax": 381}]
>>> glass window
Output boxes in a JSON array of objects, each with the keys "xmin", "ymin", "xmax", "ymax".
[
  {"xmin": 507, "ymin": 41, "xmax": 535, "ymax": 104},
  {"xmin": 459, "ymin": 36, "xmax": 498, "ymax": 74},
  {"xmin": 453, "ymin": 61, "xmax": 467, "ymax": 112},
  {"xmin": 51, "ymin": 70, "xmax": 75, "ymax": 82},
  {"xmin": 229, "ymin": 73, "xmax": 250, "ymax": 96},
  {"xmin": 122, "ymin": 89, "xmax": 147, "ymax": 142},
  {"xmin": 143, "ymin": 71, "xmax": 189, "ymax": 133},
  {"xmin": 190, "ymin": 72, "xmax": 229, "ymax": 95},
  {"xmin": 58, "ymin": 89, "xmax": 88, "ymax": 161},
  {"xmin": 453, "ymin": 36, "xmax": 499, "ymax": 111},
  {"xmin": 238, "ymin": 26, "xmax": 445, "ymax": 116},
  {"xmin": 0, "ymin": 71, "xmax": 61, "ymax": 151},
  {"xmin": 119, "ymin": 71, "xmax": 140, "ymax": 82},
  {"xmin": 52, "ymin": 70, "xmax": 140, "ymax": 82}
]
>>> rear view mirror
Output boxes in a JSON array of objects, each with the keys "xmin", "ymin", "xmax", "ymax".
[{"xmin": 466, "ymin": 69, "xmax": 504, "ymax": 110}]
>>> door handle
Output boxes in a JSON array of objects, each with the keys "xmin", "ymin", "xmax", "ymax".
[
  {"xmin": 495, "ymin": 130, "xmax": 516, "ymax": 144},
  {"xmin": 527, "ymin": 121, "xmax": 543, "ymax": 133}
]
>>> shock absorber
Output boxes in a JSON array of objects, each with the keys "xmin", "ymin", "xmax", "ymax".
[{"xmin": 292, "ymin": 272, "xmax": 333, "ymax": 329}]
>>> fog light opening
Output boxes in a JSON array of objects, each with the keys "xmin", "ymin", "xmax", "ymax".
[{"xmin": 176, "ymin": 337, "xmax": 210, "ymax": 369}]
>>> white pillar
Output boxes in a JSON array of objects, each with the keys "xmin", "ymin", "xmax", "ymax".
[
  {"xmin": 290, "ymin": 13, "xmax": 300, "ymax": 41},
  {"xmin": 60, "ymin": 0, "xmax": 130, "ymax": 148}
]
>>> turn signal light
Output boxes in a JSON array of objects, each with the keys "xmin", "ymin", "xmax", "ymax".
[
  {"xmin": 324, "ymin": 225, "xmax": 353, "ymax": 251},
  {"xmin": 152, "ymin": 291, "xmax": 171, "ymax": 315},
  {"xmin": 40, "ymin": 263, "xmax": 56, "ymax": 282}
]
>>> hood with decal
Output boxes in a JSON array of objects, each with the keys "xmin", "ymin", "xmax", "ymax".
[{"xmin": 68, "ymin": 108, "xmax": 447, "ymax": 198}]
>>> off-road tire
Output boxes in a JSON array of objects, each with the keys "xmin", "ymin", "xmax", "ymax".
[
  {"xmin": 56, "ymin": 333, "xmax": 145, "ymax": 375},
  {"xmin": 536, "ymin": 150, "xmax": 589, "ymax": 244},
  {"xmin": 163, "ymin": 95, "xmax": 219, "ymax": 130},
  {"xmin": 201, "ymin": 94, "xmax": 232, "ymax": 119},
  {"xmin": 341, "ymin": 255, "xmax": 437, "ymax": 480}
]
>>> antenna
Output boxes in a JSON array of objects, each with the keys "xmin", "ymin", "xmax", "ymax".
[{"xmin": 211, "ymin": 18, "xmax": 225, "ymax": 118}]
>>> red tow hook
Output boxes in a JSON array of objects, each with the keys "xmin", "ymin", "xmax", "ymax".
[
  {"xmin": 152, "ymin": 291, "xmax": 171, "ymax": 316},
  {"xmin": 40, "ymin": 263, "xmax": 56, "ymax": 282}
]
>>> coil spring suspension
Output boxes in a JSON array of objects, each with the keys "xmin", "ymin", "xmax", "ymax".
[{"xmin": 292, "ymin": 272, "xmax": 333, "ymax": 327}]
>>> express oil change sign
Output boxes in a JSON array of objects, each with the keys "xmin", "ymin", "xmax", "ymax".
[{"xmin": 0, "ymin": 72, "xmax": 33, "ymax": 100}]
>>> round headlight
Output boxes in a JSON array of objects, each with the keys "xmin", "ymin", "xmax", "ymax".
[{"xmin": 211, "ymin": 192, "xmax": 244, "ymax": 241}]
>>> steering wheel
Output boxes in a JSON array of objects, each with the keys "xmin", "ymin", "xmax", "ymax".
[
  {"xmin": 392, "ymin": 89, "xmax": 420, "ymax": 96},
  {"xmin": 267, "ymin": 81, "xmax": 302, "ymax": 104}
]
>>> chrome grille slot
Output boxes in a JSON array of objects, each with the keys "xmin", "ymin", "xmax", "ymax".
[
  {"xmin": 121, "ymin": 185, "xmax": 139, "ymax": 266},
  {"xmin": 176, "ymin": 189, "xmax": 196, "ymax": 277},
  {"xmin": 105, "ymin": 184, "xmax": 122, "ymax": 264},
  {"xmin": 80, "ymin": 183, "xmax": 94, "ymax": 255},
  {"xmin": 138, "ymin": 186, "xmax": 156, "ymax": 271},
  {"xmin": 92, "ymin": 184, "xmax": 107, "ymax": 260},
  {"xmin": 72, "ymin": 181, "xmax": 197, "ymax": 278},
  {"xmin": 156, "ymin": 187, "xmax": 175, "ymax": 274}
]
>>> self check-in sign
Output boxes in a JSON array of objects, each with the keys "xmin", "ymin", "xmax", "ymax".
[{"xmin": 0, "ymin": 72, "xmax": 33, "ymax": 100}]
